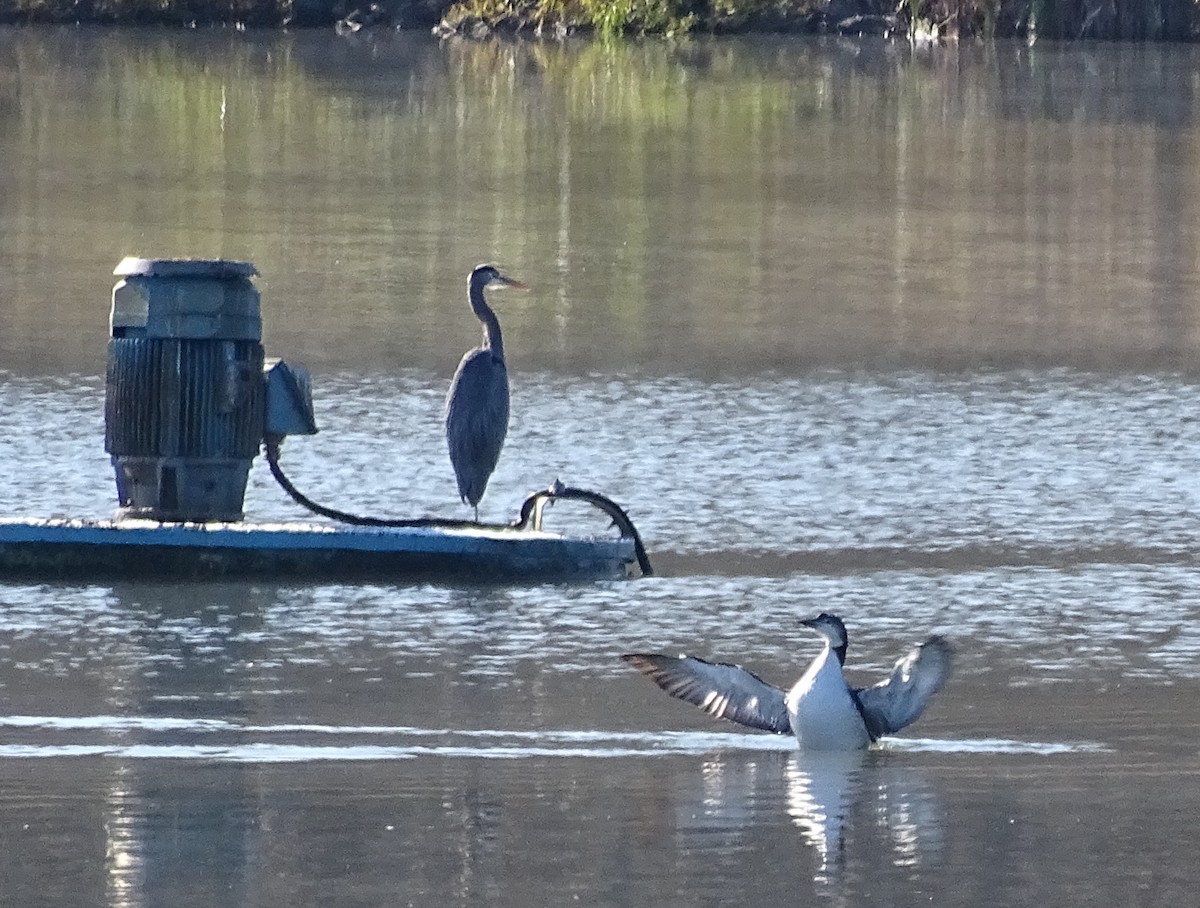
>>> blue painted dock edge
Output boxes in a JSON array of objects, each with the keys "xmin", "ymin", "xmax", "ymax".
[{"xmin": 0, "ymin": 518, "xmax": 637, "ymax": 582}]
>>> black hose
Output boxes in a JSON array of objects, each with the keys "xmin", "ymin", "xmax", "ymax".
[
  {"xmin": 512, "ymin": 484, "xmax": 654, "ymax": 576},
  {"xmin": 265, "ymin": 441, "xmax": 653, "ymax": 576},
  {"xmin": 265, "ymin": 441, "xmax": 482, "ymax": 529}
]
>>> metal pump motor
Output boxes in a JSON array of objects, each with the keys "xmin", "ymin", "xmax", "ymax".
[{"xmin": 104, "ymin": 257, "xmax": 316, "ymax": 523}]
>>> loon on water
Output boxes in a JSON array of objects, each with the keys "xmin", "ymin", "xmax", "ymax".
[{"xmin": 622, "ymin": 613, "xmax": 953, "ymax": 751}]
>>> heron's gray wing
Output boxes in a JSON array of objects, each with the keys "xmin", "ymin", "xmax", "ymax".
[
  {"xmin": 444, "ymin": 349, "xmax": 510, "ymax": 503},
  {"xmin": 853, "ymin": 635, "xmax": 953, "ymax": 739},
  {"xmin": 621, "ymin": 653, "xmax": 792, "ymax": 735}
]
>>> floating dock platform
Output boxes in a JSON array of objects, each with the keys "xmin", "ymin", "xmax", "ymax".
[
  {"xmin": 1, "ymin": 256, "xmax": 649, "ymax": 585},
  {"xmin": 0, "ymin": 517, "xmax": 637, "ymax": 582}
]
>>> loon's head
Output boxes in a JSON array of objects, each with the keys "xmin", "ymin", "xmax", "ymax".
[{"xmin": 800, "ymin": 612, "xmax": 849, "ymax": 665}]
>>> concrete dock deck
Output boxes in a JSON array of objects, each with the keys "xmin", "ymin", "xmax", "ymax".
[{"xmin": 0, "ymin": 517, "xmax": 637, "ymax": 582}]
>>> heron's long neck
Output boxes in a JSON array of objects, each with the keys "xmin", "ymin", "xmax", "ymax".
[{"xmin": 469, "ymin": 280, "xmax": 505, "ymax": 362}]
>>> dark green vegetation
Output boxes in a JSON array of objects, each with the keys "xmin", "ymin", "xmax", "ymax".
[{"xmin": 0, "ymin": 0, "xmax": 1197, "ymax": 41}]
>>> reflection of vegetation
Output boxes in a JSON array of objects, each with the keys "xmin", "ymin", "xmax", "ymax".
[
  {"xmin": 7, "ymin": 30, "xmax": 1199, "ymax": 380},
  {"xmin": 2, "ymin": 0, "xmax": 295, "ymax": 24},
  {"xmin": 1, "ymin": 0, "xmax": 1198, "ymax": 37}
]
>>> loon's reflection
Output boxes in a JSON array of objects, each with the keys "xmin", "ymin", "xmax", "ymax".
[
  {"xmin": 786, "ymin": 749, "xmax": 944, "ymax": 885},
  {"xmin": 675, "ymin": 747, "xmax": 942, "ymax": 887},
  {"xmin": 784, "ymin": 750, "xmax": 868, "ymax": 880}
]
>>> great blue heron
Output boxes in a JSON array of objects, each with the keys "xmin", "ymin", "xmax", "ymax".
[{"xmin": 444, "ymin": 264, "xmax": 529, "ymax": 521}]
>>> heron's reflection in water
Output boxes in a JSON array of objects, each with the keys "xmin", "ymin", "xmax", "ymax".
[{"xmin": 784, "ymin": 749, "xmax": 944, "ymax": 886}]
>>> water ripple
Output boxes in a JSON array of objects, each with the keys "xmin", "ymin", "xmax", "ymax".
[{"xmin": 0, "ymin": 715, "xmax": 1104, "ymax": 760}]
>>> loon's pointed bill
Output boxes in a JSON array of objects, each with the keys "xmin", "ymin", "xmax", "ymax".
[{"xmin": 622, "ymin": 612, "xmax": 952, "ymax": 751}]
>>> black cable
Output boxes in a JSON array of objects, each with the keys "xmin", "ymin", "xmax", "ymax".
[
  {"xmin": 513, "ymin": 485, "xmax": 654, "ymax": 576},
  {"xmin": 265, "ymin": 441, "xmax": 479, "ymax": 529},
  {"xmin": 265, "ymin": 441, "xmax": 653, "ymax": 576}
]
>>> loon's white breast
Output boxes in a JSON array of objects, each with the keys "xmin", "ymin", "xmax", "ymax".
[{"xmin": 785, "ymin": 643, "xmax": 873, "ymax": 751}]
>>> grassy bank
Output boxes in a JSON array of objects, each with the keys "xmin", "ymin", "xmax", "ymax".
[{"xmin": 1, "ymin": 0, "xmax": 1197, "ymax": 39}]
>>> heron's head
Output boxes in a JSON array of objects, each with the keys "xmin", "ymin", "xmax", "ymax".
[
  {"xmin": 800, "ymin": 612, "xmax": 849, "ymax": 649},
  {"xmin": 471, "ymin": 264, "xmax": 529, "ymax": 293}
]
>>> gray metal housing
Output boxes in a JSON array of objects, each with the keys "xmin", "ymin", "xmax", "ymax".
[{"xmin": 105, "ymin": 258, "xmax": 265, "ymax": 522}]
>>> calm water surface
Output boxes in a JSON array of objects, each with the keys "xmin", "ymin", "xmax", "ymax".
[{"xmin": 2, "ymin": 27, "xmax": 1200, "ymax": 907}]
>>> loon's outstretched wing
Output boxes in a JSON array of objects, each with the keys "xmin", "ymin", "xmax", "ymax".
[
  {"xmin": 854, "ymin": 636, "xmax": 953, "ymax": 739},
  {"xmin": 622, "ymin": 653, "xmax": 792, "ymax": 735}
]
